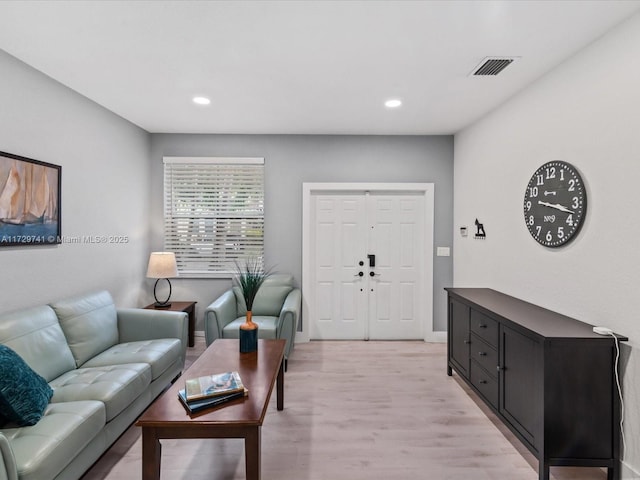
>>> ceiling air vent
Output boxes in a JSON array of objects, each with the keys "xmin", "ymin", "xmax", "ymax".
[{"xmin": 471, "ymin": 57, "xmax": 516, "ymax": 76}]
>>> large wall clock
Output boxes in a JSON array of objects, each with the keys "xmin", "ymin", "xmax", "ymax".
[{"xmin": 523, "ymin": 161, "xmax": 587, "ymax": 247}]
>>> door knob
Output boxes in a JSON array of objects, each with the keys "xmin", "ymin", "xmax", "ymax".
[
  {"xmin": 354, "ymin": 271, "xmax": 364, "ymax": 277},
  {"xmin": 369, "ymin": 271, "xmax": 375, "ymax": 277}
]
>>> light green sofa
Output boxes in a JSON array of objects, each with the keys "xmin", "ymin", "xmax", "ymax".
[
  {"xmin": 0, "ymin": 290, "xmax": 187, "ymax": 480},
  {"xmin": 204, "ymin": 273, "xmax": 300, "ymax": 369}
]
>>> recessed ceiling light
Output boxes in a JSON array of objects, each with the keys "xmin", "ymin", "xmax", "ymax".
[
  {"xmin": 385, "ymin": 99, "xmax": 402, "ymax": 108},
  {"xmin": 192, "ymin": 96, "xmax": 211, "ymax": 105}
]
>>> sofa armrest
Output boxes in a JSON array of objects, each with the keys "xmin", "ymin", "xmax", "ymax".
[
  {"xmin": 0, "ymin": 432, "xmax": 18, "ymax": 480},
  {"xmin": 116, "ymin": 308, "xmax": 188, "ymax": 365},
  {"xmin": 204, "ymin": 290, "xmax": 238, "ymax": 345},
  {"xmin": 278, "ymin": 288, "xmax": 301, "ymax": 359}
]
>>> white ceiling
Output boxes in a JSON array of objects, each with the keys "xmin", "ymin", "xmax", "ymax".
[{"xmin": 1, "ymin": 1, "xmax": 639, "ymax": 135}]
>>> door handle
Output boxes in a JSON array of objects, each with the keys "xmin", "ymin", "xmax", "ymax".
[{"xmin": 367, "ymin": 254, "xmax": 376, "ymax": 267}]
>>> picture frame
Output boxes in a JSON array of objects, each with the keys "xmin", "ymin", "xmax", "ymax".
[{"xmin": 0, "ymin": 151, "xmax": 61, "ymax": 246}]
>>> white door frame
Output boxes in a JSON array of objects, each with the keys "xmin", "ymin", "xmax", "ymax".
[{"xmin": 300, "ymin": 182, "xmax": 435, "ymax": 343}]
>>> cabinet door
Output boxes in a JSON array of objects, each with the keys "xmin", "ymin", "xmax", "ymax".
[
  {"xmin": 449, "ymin": 299, "xmax": 470, "ymax": 377},
  {"xmin": 500, "ymin": 325, "xmax": 539, "ymax": 450}
]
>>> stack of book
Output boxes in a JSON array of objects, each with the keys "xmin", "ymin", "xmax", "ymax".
[{"xmin": 178, "ymin": 371, "xmax": 248, "ymax": 413}]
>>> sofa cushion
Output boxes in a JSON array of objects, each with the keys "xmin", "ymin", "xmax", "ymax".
[
  {"xmin": 0, "ymin": 345, "xmax": 54, "ymax": 427},
  {"xmin": 2, "ymin": 400, "xmax": 105, "ymax": 480},
  {"xmin": 233, "ymin": 274, "xmax": 293, "ymax": 317},
  {"xmin": 222, "ymin": 316, "xmax": 278, "ymax": 339},
  {"xmin": 50, "ymin": 290, "xmax": 119, "ymax": 367},
  {"xmin": 82, "ymin": 339, "xmax": 181, "ymax": 381},
  {"xmin": 49, "ymin": 363, "xmax": 151, "ymax": 422},
  {"xmin": 0, "ymin": 305, "xmax": 76, "ymax": 382}
]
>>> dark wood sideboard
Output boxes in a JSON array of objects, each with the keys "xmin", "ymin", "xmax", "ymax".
[{"xmin": 445, "ymin": 288, "xmax": 627, "ymax": 480}]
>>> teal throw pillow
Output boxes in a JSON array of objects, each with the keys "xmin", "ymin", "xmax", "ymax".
[{"xmin": 0, "ymin": 344, "xmax": 53, "ymax": 426}]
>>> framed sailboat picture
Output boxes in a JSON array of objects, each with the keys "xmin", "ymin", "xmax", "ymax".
[{"xmin": 0, "ymin": 151, "xmax": 61, "ymax": 246}]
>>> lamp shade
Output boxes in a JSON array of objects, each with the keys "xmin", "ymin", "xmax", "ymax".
[{"xmin": 146, "ymin": 252, "xmax": 178, "ymax": 279}]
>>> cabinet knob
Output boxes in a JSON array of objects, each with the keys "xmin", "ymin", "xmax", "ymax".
[
  {"xmin": 479, "ymin": 352, "xmax": 487, "ymax": 356},
  {"xmin": 496, "ymin": 365, "xmax": 503, "ymax": 371},
  {"xmin": 479, "ymin": 324, "xmax": 487, "ymax": 329},
  {"xmin": 479, "ymin": 380, "xmax": 487, "ymax": 384},
  {"xmin": 463, "ymin": 340, "xmax": 470, "ymax": 344}
]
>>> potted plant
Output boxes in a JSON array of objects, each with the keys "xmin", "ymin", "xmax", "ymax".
[{"xmin": 234, "ymin": 257, "xmax": 271, "ymax": 352}]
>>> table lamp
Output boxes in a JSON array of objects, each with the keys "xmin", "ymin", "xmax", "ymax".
[{"xmin": 146, "ymin": 252, "xmax": 178, "ymax": 308}]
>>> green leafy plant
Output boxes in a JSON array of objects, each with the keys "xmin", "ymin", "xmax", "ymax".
[{"xmin": 234, "ymin": 257, "xmax": 271, "ymax": 312}]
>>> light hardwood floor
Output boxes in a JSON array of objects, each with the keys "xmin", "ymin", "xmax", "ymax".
[{"xmin": 81, "ymin": 339, "xmax": 606, "ymax": 480}]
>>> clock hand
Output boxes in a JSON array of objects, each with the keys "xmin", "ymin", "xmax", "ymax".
[{"xmin": 538, "ymin": 201, "xmax": 575, "ymax": 214}]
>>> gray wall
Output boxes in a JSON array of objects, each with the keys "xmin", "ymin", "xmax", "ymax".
[
  {"xmin": 0, "ymin": 50, "xmax": 151, "ymax": 313},
  {"xmin": 454, "ymin": 12, "xmax": 640, "ymax": 478},
  {"xmin": 149, "ymin": 134, "xmax": 453, "ymax": 332}
]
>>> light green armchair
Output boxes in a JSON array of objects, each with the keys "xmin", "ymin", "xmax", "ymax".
[{"xmin": 204, "ymin": 274, "xmax": 301, "ymax": 369}]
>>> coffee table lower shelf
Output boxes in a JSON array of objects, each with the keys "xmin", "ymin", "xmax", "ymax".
[{"xmin": 136, "ymin": 339, "xmax": 285, "ymax": 480}]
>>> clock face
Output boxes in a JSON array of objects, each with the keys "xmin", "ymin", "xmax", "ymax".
[{"xmin": 523, "ymin": 161, "xmax": 587, "ymax": 247}]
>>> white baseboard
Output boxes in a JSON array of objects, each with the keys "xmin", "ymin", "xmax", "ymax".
[
  {"xmin": 296, "ymin": 331, "xmax": 447, "ymax": 343},
  {"xmin": 622, "ymin": 461, "xmax": 640, "ymax": 479},
  {"xmin": 424, "ymin": 331, "xmax": 447, "ymax": 343},
  {"xmin": 197, "ymin": 330, "xmax": 445, "ymax": 343}
]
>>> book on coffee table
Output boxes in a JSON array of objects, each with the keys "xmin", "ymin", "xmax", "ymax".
[
  {"xmin": 184, "ymin": 371, "xmax": 245, "ymax": 402},
  {"xmin": 178, "ymin": 388, "xmax": 246, "ymax": 413}
]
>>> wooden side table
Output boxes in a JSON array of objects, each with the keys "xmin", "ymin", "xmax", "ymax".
[{"xmin": 144, "ymin": 301, "xmax": 196, "ymax": 347}]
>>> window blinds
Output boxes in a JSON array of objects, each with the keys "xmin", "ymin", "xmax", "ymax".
[{"xmin": 163, "ymin": 157, "xmax": 264, "ymax": 277}]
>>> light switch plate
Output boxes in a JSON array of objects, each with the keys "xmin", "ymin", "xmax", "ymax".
[{"xmin": 436, "ymin": 247, "xmax": 450, "ymax": 257}]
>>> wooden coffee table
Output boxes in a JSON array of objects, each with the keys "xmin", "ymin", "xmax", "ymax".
[{"xmin": 136, "ymin": 339, "xmax": 285, "ymax": 480}]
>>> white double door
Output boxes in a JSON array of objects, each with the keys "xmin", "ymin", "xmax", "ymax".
[{"xmin": 306, "ymin": 186, "xmax": 432, "ymax": 340}]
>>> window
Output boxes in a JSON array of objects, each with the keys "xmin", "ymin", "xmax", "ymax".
[{"xmin": 163, "ymin": 157, "xmax": 264, "ymax": 277}]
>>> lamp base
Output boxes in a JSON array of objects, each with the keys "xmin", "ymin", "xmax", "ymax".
[{"xmin": 153, "ymin": 278, "xmax": 173, "ymax": 309}]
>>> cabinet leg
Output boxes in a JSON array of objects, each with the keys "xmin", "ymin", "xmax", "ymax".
[
  {"xmin": 608, "ymin": 465, "xmax": 619, "ymax": 480},
  {"xmin": 538, "ymin": 464, "xmax": 549, "ymax": 480}
]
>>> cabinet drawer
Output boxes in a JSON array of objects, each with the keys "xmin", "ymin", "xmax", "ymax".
[
  {"xmin": 470, "ymin": 362, "xmax": 498, "ymax": 409},
  {"xmin": 470, "ymin": 333, "xmax": 498, "ymax": 378},
  {"xmin": 470, "ymin": 310, "xmax": 499, "ymax": 347}
]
